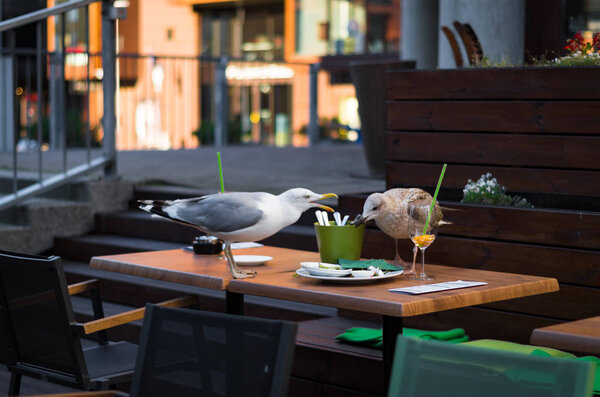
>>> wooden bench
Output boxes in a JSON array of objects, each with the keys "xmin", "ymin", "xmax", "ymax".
[
  {"xmin": 530, "ymin": 316, "xmax": 600, "ymax": 356},
  {"xmin": 292, "ymin": 316, "xmax": 382, "ymax": 397},
  {"xmin": 338, "ymin": 67, "xmax": 600, "ymax": 345}
]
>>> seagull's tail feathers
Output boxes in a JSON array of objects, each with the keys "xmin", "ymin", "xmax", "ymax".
[{"xmin": 138, "ymin": 199, "xmax": 171, "ymax": 218}]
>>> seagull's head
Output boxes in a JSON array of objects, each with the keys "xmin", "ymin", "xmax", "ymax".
[
  {"xmin": 359, "ymin": 192, "xmax": 386, "ymax": 224},
  {"xmin": 280, "ymin": 188, "xmax": 337, "ymax": 212}
]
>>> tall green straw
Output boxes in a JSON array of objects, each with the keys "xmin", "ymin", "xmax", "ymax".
[
  {"xmin": 423, "ymin": 163, "xmax": 447, "ymax": 235},
  {"xmin": 217, "ymin": 152, "xmax": 225, "ymax": 193}
]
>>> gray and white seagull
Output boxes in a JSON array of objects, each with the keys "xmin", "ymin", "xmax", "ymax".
[{"xmin": 138, "ymin": 188, "xmax": 337, "ymax": 278}]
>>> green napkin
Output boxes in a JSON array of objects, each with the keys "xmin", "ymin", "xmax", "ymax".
[
  {"xmin": 335, "ymin": 327, "xmax": 383, "ymax": 348},
  {"xmin": 403, "ymin": 327, "xmax": 467, "ymax": 342},
  {"xmin": 338, "ymin": 259, "xmax": 403, "ymax": 272},
  {"xmin": 335, "ymin": 327, "xmax": 468, "ymax": 349},
  {"xmin": 462, "ymin": 339, "xmax": 576, "ymax": 359}
]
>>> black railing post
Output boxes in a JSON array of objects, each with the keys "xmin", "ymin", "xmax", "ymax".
[{"xmin": 101, "ymin": 0, "xmax": 117, "ymax": 176}]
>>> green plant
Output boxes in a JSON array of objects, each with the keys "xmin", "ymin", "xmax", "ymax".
[
  {"xmin": 27, "ymin": 112, "xmax": 101, "ymax": 148},
  {"xmin": 192, "ymin": 117, "xmax": 248, "ymax": 146},
  {"xmin": 479, "ymin": 32, "xmax": 600, "ymax": 68},
  {"xmin": 536, "ymin": 32, "xmax": 600, "ymax": 67},
  {"xmin": 474, "ymin": 55, "xmax": 516, "ymax": 68},
  {"xmin": 461, "ymin": 173, "xmax": 533, "ymax": 208}
]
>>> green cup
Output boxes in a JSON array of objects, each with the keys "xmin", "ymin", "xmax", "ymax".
[{"xmin": 314, "ymin": 222, "xmax": 365, "ymax": 264}]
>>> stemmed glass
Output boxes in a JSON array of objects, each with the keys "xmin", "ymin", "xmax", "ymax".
[{"xmin": 407, "ymin": 204, "xmax": 438, "ymax": 280}]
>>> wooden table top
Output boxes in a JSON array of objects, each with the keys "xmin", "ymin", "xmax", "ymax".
[
  {"xmin": 91, "ymin": 245, "xmax": 558, "ymax": 317},
  {"xmin": 90, "ymin": 246, "xmax": 319, "ymax": 290},
  {"xmin": 228, "ymin": 261, "xmax": 559, "ymax": 318},
  {"xmin": 530, "ymin": 316, "xmax": 600, "ymax": 355}
]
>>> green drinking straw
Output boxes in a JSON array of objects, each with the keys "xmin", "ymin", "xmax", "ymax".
[
  {"xmin": 217, "ymin": 152, "xmax": 225, "ymax": 193},
  {"xmin": 423, "ymin": 163, "xmax": 447, "ymax": 235}
]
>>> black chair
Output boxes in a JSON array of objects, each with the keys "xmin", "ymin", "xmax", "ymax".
[
  {"xmin": 452, "ymin": 21, "xmax": 484, "ymax": 65},
  {"xmin": 129, "ymin": 304, "xmax": 298, "ymax": 397},
  {"xmin": 0, "ymin": 250, "xmax": 197, "ymax": 396}
]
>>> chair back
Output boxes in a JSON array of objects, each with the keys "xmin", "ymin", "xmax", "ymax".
[
  {"xmin": 388, "ymin": 336, "xmax": 595, "ymax": 397},
  {"xmin": 130, "ymin": 305, "xmax": 298, "ymax": 397},
  {"xmin": 452, "ymin": 21, "xmax": 483, "ymax": 65},
  {"xmin": 0, "ymin": 250, "xmax": 87, "ymax": 385}
]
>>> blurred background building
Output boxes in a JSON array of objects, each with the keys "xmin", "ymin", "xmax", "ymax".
[{"xmin": 1, "ymin": 0, "xmax": 599, "ymax": 152}]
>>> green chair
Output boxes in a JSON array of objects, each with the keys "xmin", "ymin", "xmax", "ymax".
[{"xmin": 388, "ymin": 336, "xmax": 595, "ymax": 397}]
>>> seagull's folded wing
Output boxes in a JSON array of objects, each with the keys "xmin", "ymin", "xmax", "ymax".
[{"xmin": 174, "ymin": 192, "xmax": 265, "ymax": 233}]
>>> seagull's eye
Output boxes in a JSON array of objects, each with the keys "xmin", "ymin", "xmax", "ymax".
[
  {"xmin": 372, "ymin": 206, "xmax": 378, "ymax": 210},
  {"xmin": 303, "ymin": 195, "xmax": 310, "ymax": 199}
]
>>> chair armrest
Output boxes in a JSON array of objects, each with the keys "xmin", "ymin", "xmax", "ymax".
[
  {"xmin": 27, "ymin": 392, "xmax": 128, "ymax": 397},
  {"xmin": 72, "ymin": 295, "xmax": 198, "ymax": 335},
  {"xmin": 68, "ymin": 279, "xmax": 100, "ymax": 295}
]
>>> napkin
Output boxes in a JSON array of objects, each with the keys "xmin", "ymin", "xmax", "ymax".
[
  {"xmin": 338, "ymin": 259, "xmax": 403, "ymax": 272},
  {"xmin": 335, "ymin": 327, "xmax": 469, "ymax": 349}
]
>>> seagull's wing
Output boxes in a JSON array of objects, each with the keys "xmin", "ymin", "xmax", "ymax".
[{"xmin": 172, "ymin": 192, "xmax": 265, "ymax": 233}]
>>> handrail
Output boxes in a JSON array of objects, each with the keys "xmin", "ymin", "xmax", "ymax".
[
  {"xmin": 0, "ymin": 0, "xmax": 117, "ymax": 211},
  {"xmin": 0, "ymin": 0, "xmax": 99, "ymax": 33}
]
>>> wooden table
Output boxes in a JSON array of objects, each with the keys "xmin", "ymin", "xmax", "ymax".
[
  {"xmin": 90, "ymin": 245, "xmax": 317, "ymax": 313},
  {"xmin": 91, "ymin": 245, "xmax": 559, "ymax": 393},
  {"xmin": 530, "ymin": 316, "xmax": 600, "ymax": 355}
]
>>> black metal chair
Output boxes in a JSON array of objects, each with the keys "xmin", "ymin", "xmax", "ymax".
[
  {"xmin": 129, "ymin": 304, "xmax": 298, "ymax": 397},
  {"xmin": 0, "ymin": 249, "xmax": 197, "ymax": 396}
]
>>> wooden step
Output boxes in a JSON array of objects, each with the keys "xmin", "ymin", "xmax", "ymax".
[
  {"xmin": 96, "ymin": 211, "xmax": 198, "ymax": 243},
  {"xmin": 55, "ymin": 225, "xmax": 318, "ymax": 263},
  {"xmin": 53, "ymin": 234, "xmax": 185, "ymax": 262},
  {"xmin": 97, "ymin": 209, "xmax": 323, "ymax": 245}
]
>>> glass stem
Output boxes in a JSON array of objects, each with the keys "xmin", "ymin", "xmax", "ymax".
[{"xmin": 420, "ymin": 247, "xmax": 427, "ymax": 279}]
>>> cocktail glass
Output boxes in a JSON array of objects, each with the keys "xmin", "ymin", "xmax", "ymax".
[{"xmin": 407, "ymin": 204, "xmax": 438, "ymax": 280}]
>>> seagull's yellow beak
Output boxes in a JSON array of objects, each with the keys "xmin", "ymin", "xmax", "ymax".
[{"xmin": 314, "ymin": 193, "xmax": 337, "ymax": 212}]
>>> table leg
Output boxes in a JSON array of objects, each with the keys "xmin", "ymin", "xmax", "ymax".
[
  {"xmin": 383, "ymin": 315, "xmax": 403, "ymax": 395},
  {"xmin": 226, "ymin": 291, "xmax": 244, "ymax": 315}
]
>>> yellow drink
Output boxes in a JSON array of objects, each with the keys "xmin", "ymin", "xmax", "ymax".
[{"xmin": 411, "ymin": 234, "xmax": 436, "ymax": 248}]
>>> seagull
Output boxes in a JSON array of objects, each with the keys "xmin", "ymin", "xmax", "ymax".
[
  {"xmin": 138, "ymin": 188, "xmax": 337, "ymax": 279},
  {"xmin": 354, "ymin": 188, "xmax": 444, "ymax": 269}
]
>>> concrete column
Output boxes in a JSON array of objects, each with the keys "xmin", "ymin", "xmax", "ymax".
[
  {"xmin": 401, "ymin": 0, "xmax": 439, "ymax": 69},
  {"xmin": 308, "ymin": 63, "xmax": 319, "ymax": 145},
  {"xmin": 214, "ymin": 56, "xmax": 228, "ymax": 147},
  {"xmin": 438, "ymin": 0, "xmax": 525, "ymax": 68}
]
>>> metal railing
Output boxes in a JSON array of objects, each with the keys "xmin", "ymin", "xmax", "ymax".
[{"xmin": 0, "ymin": 0, "xmax": 118, "ymax": 212}]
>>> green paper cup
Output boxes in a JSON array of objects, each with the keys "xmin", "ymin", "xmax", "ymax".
[{"xmin": 314, "ymin": 222, "xmax": 365, "ymax": 264}]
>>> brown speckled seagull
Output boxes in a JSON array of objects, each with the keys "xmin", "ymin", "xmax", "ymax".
[{"xmin": 356, "ymin": 188, "xmax": 444, "ymax": 271}]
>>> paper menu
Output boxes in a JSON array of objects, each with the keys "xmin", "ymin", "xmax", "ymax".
[{"xmin": 389, "ymin": 280, "xmax": 487, "ymax": 295}]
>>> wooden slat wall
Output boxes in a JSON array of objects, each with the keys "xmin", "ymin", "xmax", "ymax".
[{"xmin": 339, "ymin": 68, "xmax": 600, "ymax": 346}]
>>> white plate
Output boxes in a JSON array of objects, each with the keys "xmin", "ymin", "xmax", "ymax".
[
  {"xmin": 233, "ymin": 255, "xmax": 273, "ymax": 266},
  {"xmin": 295, "ymin": 268, "xmax": 404, "ymax": 283},
  {"xmin": 300, "ymin": 263, "xmax": 352, "ymax": 277}
]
